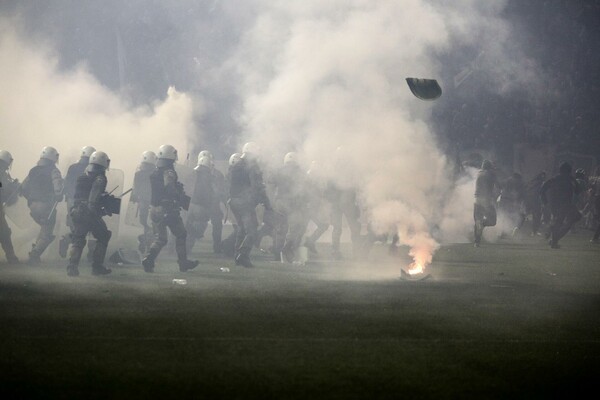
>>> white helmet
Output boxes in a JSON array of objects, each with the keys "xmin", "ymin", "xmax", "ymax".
[
  {"xmin": 229, "ymin": 152, "xmax": 242, "ymax": 166},
  {"xmin": 158, "ymin": 144, "xmax": 178, "ymax": 161},
  {"xmin": 141, "ymin": 150, "xmax": 158, "ymax": 165},
  {"xmin": 307, "ymin": 160, "xmax": 318, "ymax": 176},
  {"xmin": 283, "ymin": 152, "xmax": 298, "ymax": 165},
  {"xmin": 40, "ymin": 146, "xmax": 59, "ymax": 163},
  {"xmin": 197, "ymin": 155, "xmax": 212, "ymax": 168},
  {"xmin": 0, "ymin": 150, "xmax": 13, "ymax": 168},
  {"xmin": 242, "ymin": 141, "xmax": 260, "ymax": 156},
  {"xmin": 89, "ymin": 151, "xmax": 110, "ymax": 169},
  {"xmin": 81, "ymin": 146, "xmax": 96, "ymax": 158},
  {"xmin": 198, "ymin": 150, "xmax": 213, "ymax": 161}
]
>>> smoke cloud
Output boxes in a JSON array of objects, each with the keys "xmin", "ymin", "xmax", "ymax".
[
  {"xmin": 0, "ymin": 19, "xmax": 202, "ymax": 186},
  {"xmin": 0, "ymin": 1, "xmax": 539, "ymax": 270},
  {"xmin": 225, "ymin": 0, "xmax": 536, "ymax": 267}
]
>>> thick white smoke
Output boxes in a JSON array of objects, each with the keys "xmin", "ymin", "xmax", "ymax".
[
  {"xmin": 227, "ymin": 0, "xmax": 536, "ymax": 268},
  {"xmin": 0, "ymin": 19, "xmax": 202, "ymax": 187}
]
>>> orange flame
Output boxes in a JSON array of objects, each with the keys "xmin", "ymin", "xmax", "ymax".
[{"xmin": 407, "ymin": 262, "xmax": 424, "ymax": 275}]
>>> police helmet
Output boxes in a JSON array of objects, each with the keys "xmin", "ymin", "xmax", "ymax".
[
  {"xmin": 198, "ymin": 150, "xmax": 213, "ymax": 161},
  {"xmin": 242, "ymin": 142, "xmax": 260, "ymax": 156},
  {"xmin": 559, "ymin": 162, "xmax": 572, "ymax": 175},
  {"xmin": 158, "ymin": 144, "xmax": 178, "ymax": 161},
  {"xmin": 229, "ymin": 152, "xmax": 242, "ymax": 166},
  {"xmin": 81, "ymin": 146, "xmax": 96, "ymax": 158},
  {"xmin": 197, "ymin": 155, "xmax": 212, "ymax": 168},
  {"xmin": 141, "ymin": 151, "xmax": 158, "ymax": 165},
  {"xmin": 89, "ymin": 151, "xmax": 110, "ymax": 169},
  {"xmin": 40, "ymin": 146, "xmax": 59, "ymax": 163},
  {"xmin": 0, "ymin": 150, "xmax": 13, "ymax": 168},
  {"xmin": 481, "ymin": 159, "xmax": 494, "ymax": 170},
  {"xmin": 283, "ymin": 152, "xmax": 298, "ymax": 165}
]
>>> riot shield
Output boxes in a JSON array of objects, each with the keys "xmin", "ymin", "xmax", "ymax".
[
  {"xmin": 4, "ymin": 196, "xmax": 33, "ymax": 230},
  {"xmin": 124, "ymin": 199, "xmax": 143, "ymax": 228},
  {"xmin": 406, "ymin": 78, "xmax": 442, "ymax": 101},
  {"xmin": 175, "ymin": 163, "xmax": 196, "ymax": 221},
  {"xmin": 105, "ymin": 168, "xmax": 125, "ymax": 239}
]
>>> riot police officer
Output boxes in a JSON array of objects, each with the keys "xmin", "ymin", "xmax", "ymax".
[
  {"xmin": 66, "ymin": 151, "xmax": 114, "ymax": 276},
  {"xmin": 187, "ymin": 150, "xmax": 225, "ymax": 253},
  {"xmin": 540, "ymin": 162, "xmax": 582, "ymax": 249},
  {"xmin": 142, "ymin": 145, "xmax": 199, "ymax": 273},
  {"xmin": 228, "ymin": 142, "xmax": 272, "ymax": 268},
  {"xmin": 473, "ymin": 160, "xmax": 499, "ymax": 247},
  {"xmin": 21, "ymin": 146, "xmax": 64, "ymax": 264},
  {"xmin": 0, "ymin": 150, "xmax": 20, "ymax": 263},
  {"xmin": 271, "ymin": 152, "xmax": 310, "ymax": 262},
  {"xmin": 132, "ymin": 150, "xmax": 157, "ymax": 253},
  {"xmin": 59, "ymin": 145, "xmax": 96, "ymax": 258}
]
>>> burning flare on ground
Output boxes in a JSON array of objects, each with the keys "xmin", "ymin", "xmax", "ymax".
[{"xmin": 407, "ymin": 249, "xmax": 432, "ymax": 275}]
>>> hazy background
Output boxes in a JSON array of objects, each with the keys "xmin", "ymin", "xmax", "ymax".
[{"xmin": 1, "ymin": 0, "xmax": 598, "ymax": 266}]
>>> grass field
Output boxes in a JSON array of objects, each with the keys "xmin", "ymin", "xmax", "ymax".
[{"xmin": 1, "ymin": 228, "xmax": 599, "ymax": 399}]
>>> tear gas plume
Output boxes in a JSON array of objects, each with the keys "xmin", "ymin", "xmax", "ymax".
[
  {"xmin": 0, "ymin": 20, "xmax": 203, "ymax": 187},
  {"xmin": 0, "ymin": 1, "xmax": 540, "ymax": 274},
  {"xmin": 228, "ymin": 0, "xmax": 537, "ymax": 270}
]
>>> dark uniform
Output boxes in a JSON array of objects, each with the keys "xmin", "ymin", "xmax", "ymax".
[
  {"xmin": 304, "ymin": 171, "xmax": 330, "ymax": 255},
  {"xmin": 66, "ymin": 164, "xmax": 112, "ymax": 276},
  {"xmin": 498, "ymin": 172, "xmax": 526, "ymax": 235},
  {"xmin": 211, "ymin": 167, "xmax": 227, "ymax": 252},
  {"xmin": 473, "ymin": 160, "xmax": 498, "ymax": 246},
  {"xmin": 21, "ymin": 158, "xmax": 63, "ymax": 263},
  {"xmin": 270, "ymin": 161, "xmax": 310, "ymax": 262},
  {"xmin": 132, "ymin": 162, "xmax": 155, "ymax": 253},
  {"xmin": 60, "ymin": 156, "xmax": 91, "ymax": 258},
  {"xmin": 326, "ymin": 182, "xmax": 361, "ymax": 259},
  {"xmin": 142, "ymin": 160, "xmax": 198, "ymax": 272},
  {"xmin": 186, "ymin": 163, "xmax": 223, "ymax": 253},
  {"xmin": 540, "ymin": 162, "xmax": 582, "ymax": 248},
  {"xmin": 0, "ymin": 160, "xmax": 20, "ymax": 263},
  {"xmin": 524, "ymin": 172, "xmax": 546, "ymax": 235},
  {"xmin": 228, "ymin": 154, "xmax": 271, "ymax": 268}
]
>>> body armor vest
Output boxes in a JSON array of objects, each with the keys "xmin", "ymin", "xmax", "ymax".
[
  {"xmin": 150, "ymin": 167, "xmax": 178, "ymax": 206},
  {"xmin": 65, "ymin": 160, "xmax": 89, "ymax": 199},
  {"xmin": 24, "ymin": 165, "xmax": 54, "ymax": 202},
  {"xmin": 229, "ymin": 160, "xmax": 251, "ymax": 199}
]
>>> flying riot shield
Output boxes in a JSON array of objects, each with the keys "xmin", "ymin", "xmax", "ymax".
[{"xmin": 406, "ymin": 78, "xmax": 442, "ymax": 101}]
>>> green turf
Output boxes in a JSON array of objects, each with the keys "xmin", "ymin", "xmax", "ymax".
[{"xmin": 1, "ymin": 229, "xmax": 599, "ymax": 399}]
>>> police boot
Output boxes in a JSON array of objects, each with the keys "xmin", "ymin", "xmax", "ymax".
[
  {"xmin": 142, "ymin": 247, "xmax": 159, "ymax": 273},
  {"xmin": 281, "ymin": 241, "xmax": 294, "ymax": 263},
  {"xmin": 66, "ymin": 245, "xmax": 83, "ymax": 277},
  {"xmin": 304, "ymin": 239, "xmax": 318, "ymax": 255},
  {"xmin": 2, "ymin": 240, "xmax": 19, "ymax": 264},
  {"xmin": 137, "ymin": 234, "xmax": 146, "ymax": 254},
  {"xmin": 235, "ymin": 253, "xmax": 254, "ymax": 268},
  {"xmin": 28, "ymin": 244, "xmax": 41, "ymax": 265},
  {"xmin": 91, "ymin": 241, "xmax": 111, "ymax": 276},
  {"xmin": 58, "ymin": 234, "xmax": 70, "ymax": 258},
  {"xmin": 175, "ymin": 241, "xmax": 198, "ymax": 272},
  {"xmin": 86, "ymin": 239, "xmax": 97, "ymax": 263}
]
